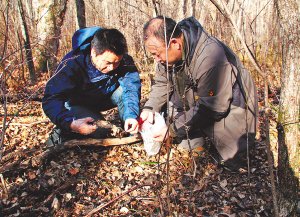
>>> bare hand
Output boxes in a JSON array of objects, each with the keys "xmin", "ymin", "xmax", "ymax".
[
  {"xmin": 152, "ymin": 125, "xmax": 169, "ymax": 142},
  {"xmin": 124, "ymin": 118, "xmax": 139, "ymax": 134},
  {"xmin": 140, "ymin": 110, "xmax": 154, "ymax": 124},
  {"xmin": 70, "ymin": 117, "xmax": 97, "ymax": 135}
]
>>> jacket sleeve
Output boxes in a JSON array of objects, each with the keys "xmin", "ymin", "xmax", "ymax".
[
  {"xmin": 118, "ymin": 55, "xmax": 141, "ymax": 120},
  {"xmin": 143, "ymin": 64, "xmax": 172, "ymax": 112},
  {"xmin": 173, "ymin": 60, "xmax": 236, "ymax": 139},
  {"xmin": 42, "ymin": 57, "xmax": 81, "ymax": 131}
]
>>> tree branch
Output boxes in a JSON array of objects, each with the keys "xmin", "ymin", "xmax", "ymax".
[
  {"xmin": 209, "ymin": 0, "xmax": 265, "ymax": 77},
  {"xmin": 85, "ymin": 175, "xmax": 158, "ymax": 216}
]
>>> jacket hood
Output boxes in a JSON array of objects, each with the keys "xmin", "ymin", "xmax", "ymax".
[
  {"xmin": 178, "ymin": 17, "xmax": 205, "ymax": 64},
  {"xmin": 72, "ymin": 26, "xmax": 101, "ymax": 52}
]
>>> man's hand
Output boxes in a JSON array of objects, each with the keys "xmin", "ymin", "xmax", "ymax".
[
  {"xmin": 140, "ymin": 110, "xmax": 154, "ymax": 124},
  {"xmin": 70, "ymin": 117, "xmax": 97, "ymax": 135},
  {"xmin": 152, "ymin": 125, "xmax": 169, "ymax": 142},
  {"xmin": 124, "ymin": 118, "xmax": 139, "ymax": 134}
]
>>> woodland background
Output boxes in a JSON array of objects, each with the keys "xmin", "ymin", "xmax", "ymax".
[{"xmin": 0, "ymin": 0, "xmax": 299, "ymax": 216}]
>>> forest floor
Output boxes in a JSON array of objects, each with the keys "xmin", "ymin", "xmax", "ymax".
[{"xmin": 0, "ymin": 77, "xmax": 278, "ymax": 217}]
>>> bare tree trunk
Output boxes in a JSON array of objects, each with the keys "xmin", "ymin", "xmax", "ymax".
[
  {"xmin": 209, "ymin": 0, "xmax": 265, "ymax": 77},
  {"xmin": 0, "ymin": 0, "xmax": 10, "ymax": 161},
  {"xmin": 182, "ymin": 0, "xmax": 187, "ymax": 17},
  {"xmin": 34, "ymin": 0, "xmax": 68, "ymax": 74},
  {"xmin": 16, "ymin": 30, "xmax": 26, "ymax": 82},
  {"xmin": 151, "ymin": 0, "xmax": 160, "ymax": 16},
  {"xmin": 75, "ymin": 0, "xmax": 86, "ymax": 29},
  {"xmin": 1, "ymin": 0, "xmax": 10, "ymax": 63},
  {"xmin": 191, "ymin": 0, "xmax": 196, "ymax": 17},
  {"xmin": 18, "ymin": 0, "xmax": 36, "ymax": 84},
  {"xmin": 275, "ymin": 0, "xmax": 300, "ymax": 216}
]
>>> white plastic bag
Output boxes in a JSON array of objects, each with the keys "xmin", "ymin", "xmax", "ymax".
[{"xmin": 140, "ymin": 112, "xmax": 166, "ymax": 156}]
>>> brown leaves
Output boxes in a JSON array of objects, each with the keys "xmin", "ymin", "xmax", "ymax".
[
  {"xmin": 68, "ymin": 168, "xmax": 80, "ymax": 175},
  {"xmin": 27, "ymin": 171, "xmax": 36, "ymax": 180},
  {"xmin": 1, "ymin": 101, "xmax": 274, "ymax": 216}
]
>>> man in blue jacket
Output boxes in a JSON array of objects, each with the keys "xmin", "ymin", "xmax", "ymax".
[{"xmin": 43, "ymin": 27, "xmax": 141, "ymax": 146}]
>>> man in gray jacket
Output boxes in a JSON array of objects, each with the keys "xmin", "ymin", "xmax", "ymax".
[{"xmin": 140, "ymin": 16, "xmax": 257, "ymax": 169}]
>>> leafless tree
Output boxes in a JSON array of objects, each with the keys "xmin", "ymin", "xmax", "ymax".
[
  {"xmin": 34, "ymin": 0, "xmax": 69, "ymax": 74},
  {"xmin": 275, "ymin": 0, "xmax": 300, "ymax": 216},
  {"xmin": 17, "ymin": 0, "xmax": 36, "ymax": 84},
  {"xmin": 75, "ymin": 0, "xmax": 86, "ymax": 29}
]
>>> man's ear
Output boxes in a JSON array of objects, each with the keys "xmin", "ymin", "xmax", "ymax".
[{"xmin": 169, "ymin": 38, "xmax": 182, "ymax": 50}]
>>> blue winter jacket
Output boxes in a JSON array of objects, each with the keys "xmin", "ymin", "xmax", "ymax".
[{"xmin": 42, "ymin": 27, "xmax": 141, "ymax": 131}]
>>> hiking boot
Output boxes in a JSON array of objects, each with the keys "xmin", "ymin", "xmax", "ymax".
[
  {"xmin": 177, "ymin": 137, "xmax": 205, "ymax": 150},
  {"xmin": 206, "ymin": 143, "xmax": 247, "ymax": 172},
  {"xmin": 45, "ymin": 127, "xmax": 68, "ymax": 150}
]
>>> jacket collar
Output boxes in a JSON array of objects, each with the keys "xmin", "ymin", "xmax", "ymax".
[{"xmin": 178, "ymin": 17, "xmax": 206, "ymax": 65}]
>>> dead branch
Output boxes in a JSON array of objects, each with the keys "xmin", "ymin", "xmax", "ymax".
[
  {"xmin": 209, "ymin": 0, "xmax": 265, "ymax": 77},
  {"xmin": 85, "ymin": 175, "xmax": 158, "ymax": 216},
  {"xmin": 0, "ymin": 88, "xmax": 8, "ymax": 161},
  {"xmin": 64, "ymin": 134, "xmax": 142, "ymax": 148},
  {"xmin": 1, "ymin": 148, "xmax": 37, "ymax": 163},
  {"xmin": 7, "ymin": 120, "xmax": 49, "ymax": 127},
  {"xmin": 0, "ymin": 173, "xmax": 8, "ymax": 196},
  {"xmin": 40, "ymin": 179, "xmax": 75, "ymax": 205},
  {"xmin": 0, "ymin": 158, "xmax": 23, "ymax": 173},
  {"xmin": 0, "ymin": 93, "xmax": 42, "ymax": 103},
  {"xmin": 85, "ymin": 184, "xmax": 143, "ymax": 216}
]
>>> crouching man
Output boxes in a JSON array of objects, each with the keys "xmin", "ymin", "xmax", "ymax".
[
  {"xmin": 139, "ymin": 16, "xmax": 258, "ymax": 170},
  {"xmin": 43, "ymin": 27, "xmax": 141, "ymax": 147}
]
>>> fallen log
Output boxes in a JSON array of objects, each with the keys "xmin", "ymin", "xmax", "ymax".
[{"xmin": 64, "ymin": 134, "xmax": 142, "ymax": 148}]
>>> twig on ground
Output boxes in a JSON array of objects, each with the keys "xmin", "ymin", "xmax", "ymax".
[
  {"xmin": 85, "ymin": 176, "xmax": 158, "ymax": 216},
  {"xmin": 7, "ymin": 119, "xmax": 49, "ymax": 127},
  {"xmin": 0, "ymin": 148, "xmax": 38, "ymax": 163},
  {"xmin": 0, "ymin": 173, "xmax": 8, "ymax": 197},
  {"xmin": 0, "ymin": 158, "xmax": 23, "ymax": 173},
  {"xmin": 40, "ymin": 179, "xmax": 75, "ymax": 206}
]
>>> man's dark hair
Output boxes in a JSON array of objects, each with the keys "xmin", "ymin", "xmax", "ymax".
[
  {"xmin": 143, "ymin": 16, "xmax": 182, "ymax": 44},
  {"xmin": 91, "ymin": 28, "xmax": 128, "ymax": 56}
]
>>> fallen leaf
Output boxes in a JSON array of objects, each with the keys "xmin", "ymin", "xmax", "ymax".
[
  {"xmin": 16, "ymin": 178, "xmax": 24, "ymax": 184},
  {"xmin": 92, "ymin": 152, "xmax": 99, "ymax": 160},
  {"xmin": 120, "ymin": 207, "xmax": 129, "ymax": 213},
  {"xmin": 51, "ymin": 197, "xmax": 60, "ymax": 210},
  {"xmin": 48, "ymin": 177, "xmax": 55, "ymax": 186},
  {"xmin": 238, "ymin": 193, "xmax": 246, "ymax": 199},
  {"xmin": 220, "ymin": 179, "xmax": 228, "ymax": 188},
  {"xmin": 64, "ymin": 193, "xmax": 72, "ymax": 202},
  {"xmin": 134, "ymin": 166, "xmax": 143, "ymax": 173},
  {"xmin": 69, "ymin": 167, "xmax": 80, "ymax": 175},
  {"xmin": 28, "ymin": 171, "xmax": 36, "ymax": 180}
]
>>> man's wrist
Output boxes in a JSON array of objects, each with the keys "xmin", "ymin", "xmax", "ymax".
[{"xmin": 62, "ymin": 117, "xmax": 75, "ymax": 131}]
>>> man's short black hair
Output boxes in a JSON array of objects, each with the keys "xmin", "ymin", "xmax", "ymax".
[
  {"xmin": 91, "ymin": 28, "xmax": 128, "ymax": 56},
  {"xmin": 143, "ymin": 16, "xmax": 182, "ymax": 45}
]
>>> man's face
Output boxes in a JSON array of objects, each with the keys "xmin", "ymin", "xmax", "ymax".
[
  {"xmin": 91, "ymin": 49, "xmax": 123, "ymax": 73},
  {"xmin": 145, "ymin": 36, "xmax": 182, "ymax": 66}
]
